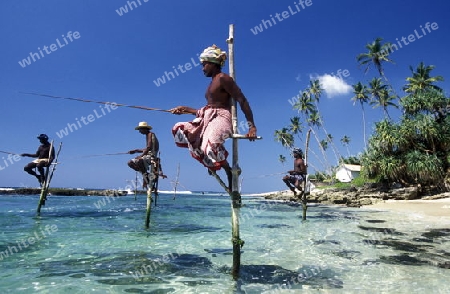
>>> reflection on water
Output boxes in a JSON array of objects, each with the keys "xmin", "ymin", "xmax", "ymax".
[{"xmin": 0, "ymin": 194, "xmax": 449, "ymax": 293}]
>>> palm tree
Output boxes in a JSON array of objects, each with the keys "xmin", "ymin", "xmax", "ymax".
[
  {"xmin": 326, "ymin": 133, "xmax": 341, "ymax": 164},
  {"xmin": 288, "ymin": 116, "xmax": 303, "ymax": 141},
  {"xmin": 278, "ymin": 155, "xmax": 286, "ymax": 165},
  {"xmin": 274, "ymin": 128, "xmax": 293, "ymax": 148},
  {"xmin": 309, "ymin": 79, "xmax": 322, "ymax": 103},
  {"xmin": 293, "ymin": 91, "xmax": 316, "ymax": 117},
  {"xmin": 340, "ymin": 135, "xmax": 351, "ymax": 157},
  {"xmin": 369, "ymin": 78, "xmax": 398, "ymax": 119},
  {"xmin": 357, "ymin": 37, "xmax": 394, "ymax": 80},
  {"xmin": 306, "ymin": 111, "xmax": 332, "ymax": 174},
  {"xmin": 360, "ymin": 66, "xmax": 449, "ymax": 187},
  {"xmin": 320, "ymin": 139, "xmax": 328, "ymax": 151},
  {"xmin": 403, "ymin": 62, "xmax": 444, "ymax": 94},
  {"xmin": 309, "ymin": 79, "xmax": 342, "ymax": 163},
  {"xmin": 351, "ymin": 82, "xmax": 370, "ymax": 147},
  {"xmin": 307, "ymin": 111, "xmax": 321, "ymax": 128}
]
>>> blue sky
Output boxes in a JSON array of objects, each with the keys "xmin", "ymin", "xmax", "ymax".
[{"xmin": 1, "ymin": 0, "xmax": 449, "ymax": 193}]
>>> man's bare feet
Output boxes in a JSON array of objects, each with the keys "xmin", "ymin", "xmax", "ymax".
[{"xmin": 290, "ymin": 187, "xmax": 297, "ymax": 196}]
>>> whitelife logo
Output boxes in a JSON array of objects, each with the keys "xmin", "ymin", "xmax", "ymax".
[{"xmin": 18, "ymin": 31, "xmax": 81, "ymax": 68}]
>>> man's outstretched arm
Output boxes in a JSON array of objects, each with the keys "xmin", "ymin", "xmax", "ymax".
[
  {"xmin": 169, "ymin": 106, "xmax": 197, "ymax": 115},
  {"xmin": 21, "ymin": 148, "xmax": 40, "ymax": 158}
]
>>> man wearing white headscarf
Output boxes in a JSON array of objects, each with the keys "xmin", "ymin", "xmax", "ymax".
[{"xmin": 170, "ymin": 44, "xmax": 257, "ymax": 191}]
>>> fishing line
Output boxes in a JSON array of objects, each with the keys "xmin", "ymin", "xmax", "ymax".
[{"xmin": 65, "ymin": 152, "xmax": 130, "ymax": 159}]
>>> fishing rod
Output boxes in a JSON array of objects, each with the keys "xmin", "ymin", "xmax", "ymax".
[
  {"xmin": 69, "ymin": 152, "xmax": 130, "ymax": 159},
  {"xmin": 0, "ymin": 150, "xmax": 20, "ymax": 156},
  {"xmin": 245, "ymin": 172, "xmax": 287, "ymax": 179},
  {"xmin": 19, "ymin": 92, "xmax": 172, "ymax": 113}
]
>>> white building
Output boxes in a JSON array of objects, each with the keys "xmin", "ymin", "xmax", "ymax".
[{"xmin": 335, "ymin": 164, "xmax": 361, "ymax": 182}]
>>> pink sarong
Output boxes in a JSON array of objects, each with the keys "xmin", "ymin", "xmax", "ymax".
[{"xmin": 172, "ymin": 106, "xmax": 232, "ymax": 170}]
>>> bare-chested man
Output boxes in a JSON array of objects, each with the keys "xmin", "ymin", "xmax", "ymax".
[
  {"xmin": 21, "ymin": 134, "xmax": 55, "ymax": 185},
  {"xmin": 170, "ymin": 44, "xmax": 257, "ymax": 191},
  {"xmin": 128, "ymin": 121, "xmax": 160, "ymax": 189},
  {"xmin": 283, "ymin": 148, "xmax": 307, "ymax": 196}
]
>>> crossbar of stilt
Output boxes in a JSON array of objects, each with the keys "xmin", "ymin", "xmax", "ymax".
[{"xmin": 231, "ymin": 134, "xmax": 263, "ymax": 140}]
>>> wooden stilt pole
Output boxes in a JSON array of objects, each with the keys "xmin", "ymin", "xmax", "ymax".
[
  {"xmin": 134, "ymin": 171, "xmax": 138, "ymax": 201},
  {"xmin": 145, "ymin": 186, "xmax": 152, "ymax": 229},
  {"xmin": 144, "ymin": 163, "xmax": 155, "ymax": 229},
  {"xmin": 301, "ymin": 130, "xmax": 311, "ymax": 221},
  {"xmin": 227, "ymin": 24, "xmax": 243, "ymax": 279},
  {"xmin": 37, "ymin": 142, "xmax": 62, "ymax": 216},
  {"xmin": 153, "ymin": 153, "xmax": 161, "ymax": 207}
]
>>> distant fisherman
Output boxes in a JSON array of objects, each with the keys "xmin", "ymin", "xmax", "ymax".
[
  {"xmin": 282, "ymin": 148, "xmax": 307, "ymax": 196},
  {"xmin": 127, "ymin": 122, "xmax": 161, "ymax": 189},
  {"xmin": 21, "ymin": 134, "xmax": 55, "ymax": 185}
]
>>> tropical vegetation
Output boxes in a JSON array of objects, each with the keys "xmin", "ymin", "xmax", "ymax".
[{"xmin": 275, "ymin": 36, "xmax": 449, "ymax": 190}]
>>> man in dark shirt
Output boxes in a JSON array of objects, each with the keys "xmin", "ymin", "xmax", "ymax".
[
  {"xmin": 21, "ymin": 134, "xmax": 55, "ymax": 185},
  {"xmin": 283, "ymin": 148, "xmax": 307, "ymax": 196}
]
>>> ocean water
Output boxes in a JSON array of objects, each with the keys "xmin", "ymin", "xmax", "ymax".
[{"xmin": 0, "ymin": 193, "xmax": 449, "ymax": 293}]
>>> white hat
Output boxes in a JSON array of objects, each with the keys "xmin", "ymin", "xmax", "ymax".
[{"xmin": 135, "ymin": 121, "xmax": 152, "ymax": 130}]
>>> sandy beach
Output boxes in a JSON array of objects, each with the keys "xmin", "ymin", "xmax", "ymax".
[
  {"xmin": 363, "ymin": 197, "xmax": 450, "ymax": 220},
  {"xmin": 252, "ymin": 188, "xmax": 450, "ymax": 222}
]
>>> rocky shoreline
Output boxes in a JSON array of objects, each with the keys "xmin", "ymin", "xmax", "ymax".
[{"xmin": 262, "ymin": 184, "xmax": 450, "ymax": 207}]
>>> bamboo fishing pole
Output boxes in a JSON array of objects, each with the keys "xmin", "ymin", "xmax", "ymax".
[
  {"xmin": 75, "ymin": 152, "xmax": 129, "ymax": 159},
  {"xmin": 0, "ymin": 150, "xmax": 20, "ymax": 155},
  {"xmin": 19, "ymin": 91, "xmax": 172, "ymax": 113}
]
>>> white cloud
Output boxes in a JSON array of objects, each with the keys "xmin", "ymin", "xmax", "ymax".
[{"xmin": 311, "ymin": 74, "xmax": 352, "ymax": 98}]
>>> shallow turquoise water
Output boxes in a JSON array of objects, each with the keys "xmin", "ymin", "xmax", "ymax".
[{"xmin": 0, "ymin": 193, "xmax": 449, "ymax": 293}]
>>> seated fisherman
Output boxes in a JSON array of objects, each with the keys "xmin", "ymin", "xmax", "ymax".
[
  {"xmin": 282, "ymin": 148, "xmax": 307, "ymax": 196},
  {"xmin": 21, "ymin": 134, "xmax": 55, "ymax": 186},
  {"xmin": 127, "ymin": 121, "xmax": 159, "ymax": 189}
]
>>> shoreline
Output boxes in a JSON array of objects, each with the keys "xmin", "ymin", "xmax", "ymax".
[{"xmin": 251, "ymin": 187, "xmax": 450, "ymax": 221}]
